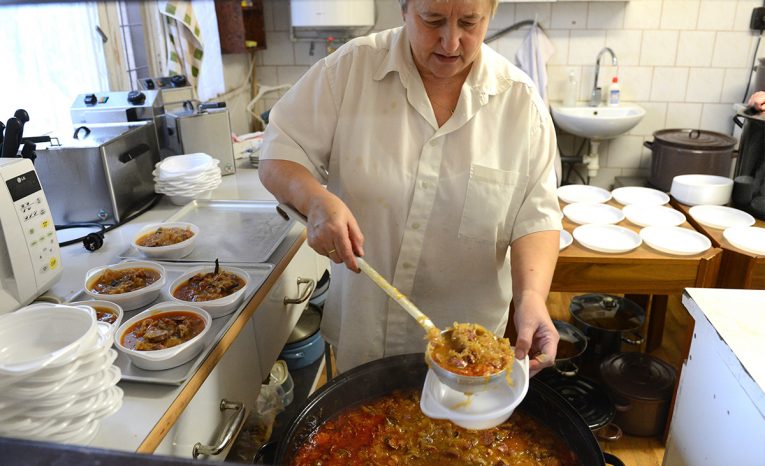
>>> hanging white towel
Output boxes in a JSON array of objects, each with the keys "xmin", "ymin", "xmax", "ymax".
[
  {"xmin": 191, "ymin": 0, "xmax": 225, "ymax": 101},
  {"xmin": 514, "ymin": 24, "xmax": 555, "ymax": 103},
  {"xmin": 160, "ymin": 1, "xmax": 204, "ymax": 88}
]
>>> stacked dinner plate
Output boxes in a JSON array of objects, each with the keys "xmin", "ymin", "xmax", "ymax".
[
  {"xmin": 153, "ymin": 153, "xmax": 222, "ymax": 205},
  {"xmin": 0, "ymin": 304, "xmax": 123, "ymax": 445}
]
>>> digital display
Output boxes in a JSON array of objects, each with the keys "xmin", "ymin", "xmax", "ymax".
[{"xmin": 5, "ymin": 170, "xmax": 42, "ymax": 202}]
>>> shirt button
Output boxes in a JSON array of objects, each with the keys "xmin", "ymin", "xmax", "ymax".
[
  {"xmin": 429, "ymin": 140, "xmax": 438, "ymax": 147},
  {"xmin": 403, "ymin": 262, "xmax": 414, "ymax": 269},
  {"xmin": 412, "ymin": 222, "xmax": 420, "ymax": 230}
]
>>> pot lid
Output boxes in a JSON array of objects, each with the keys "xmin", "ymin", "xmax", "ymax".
[
  {"xmin": 286, "ymin": 304, "xmax": 322, "ymax": 345},
  {"xmin": 553, "ymin": 320, "xmax": 587, "ymax": 360},
  {"xmin": 569, "ymin": 294, "xmax": 645, "ymax": 332},
  {"xmin": 537, "ymin": 369, "xmax": 615, "ymax": 431},
  {"xmin": 599, "ymin": 352, "xmax": 676, "ymax": 401},
  {"xmin": 652, "ymin": 128, "xmax": 736, "ymax": 150}
]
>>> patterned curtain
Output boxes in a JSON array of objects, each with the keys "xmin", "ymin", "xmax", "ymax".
[{"xmin": 160, "ymin": 1, "xmax": 204, "ymax": 88}]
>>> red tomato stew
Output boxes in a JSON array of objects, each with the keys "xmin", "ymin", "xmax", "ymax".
[
  {"xmin": 92, "ymin": 305, "xmax": 118, "ymax": 324},
  {"xmin": 172, "ymin": 270, "xmax": 245, "ymax": 302},
  {"xmin": 292, "ymin": 390, "xmax": 579, "ymax": 465},
  {"xmin": 429, "ymin": 322, "xmax": 513, "ymax": 377},
  {"xmin": 121, "ymin": 311, "xmax": 205, "ymax": 351},
  {"xmin": 88, "ymin": 268, "xmax": 161, "ymax": 295}
]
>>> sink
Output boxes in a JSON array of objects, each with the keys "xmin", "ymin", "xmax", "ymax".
[{"xmin": 550, "ymin": 104, "xmax": 646, "ymax": 140}]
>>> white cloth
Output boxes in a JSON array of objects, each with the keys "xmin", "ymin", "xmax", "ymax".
[
  {"xmin": 514, "ymin": 24, "xmax": 555, "ymax": 103},
  {"xmin": 261, "ymin": 27, "xmax": 562, "ymax": 372},
  {"xmin": 191, "ymin": 0, "xmax": 224, "ymax": 101}
]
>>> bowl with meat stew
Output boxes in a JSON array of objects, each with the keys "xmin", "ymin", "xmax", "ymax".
[
  {"xmin": 83, "ymin": 261, "xmax": 166, "ymax": 311},
  {"xmin": 68, "ymin": 300, "xmax": 124, "ymax": 336},
  {"xmin": 168, "ymin": 265, "xmax": 250, "ymax": 318},
  {"xmin": 115, "ymin": 302, "xmax": 211, "ymax": 370},
  {"xmin": 132, "ymin": 222, "xmax": 199, "ymax": 260}
]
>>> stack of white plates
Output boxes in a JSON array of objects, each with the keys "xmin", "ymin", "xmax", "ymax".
[
  {"xmin": 154, "ymin": 153, "xmax": 222, "ymax": 205},
  {"xmin": 0, "ymin": 304, "xmax": 123, "ymax": 445}
]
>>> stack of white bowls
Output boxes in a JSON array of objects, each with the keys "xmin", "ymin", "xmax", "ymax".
[
  {"xmin": 154, "ymin": 153, "xmax": 222, "ymax": 205},
  {"xmin": 0, "ymin": 304, "xmax": 123, "ymax": 445}
]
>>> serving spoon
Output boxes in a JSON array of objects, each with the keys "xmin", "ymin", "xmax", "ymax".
[{"xmin": 275, "ymin": 204, "xmax": 522, "ymax": 394}]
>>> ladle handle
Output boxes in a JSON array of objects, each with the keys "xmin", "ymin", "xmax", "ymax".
[{"xmin": 276, "ymin": 203, "xmax": 438, "ymax": 334}]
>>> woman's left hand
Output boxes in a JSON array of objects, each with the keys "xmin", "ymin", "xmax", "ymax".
[{"xmin": 513, "ymin": 294, "xmax": 559, "ymax": 377}]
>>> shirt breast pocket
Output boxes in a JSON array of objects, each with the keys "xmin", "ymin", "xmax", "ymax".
[{"xmin": 458, "ymin": 164, "xmax": 529, "ymax": 245}]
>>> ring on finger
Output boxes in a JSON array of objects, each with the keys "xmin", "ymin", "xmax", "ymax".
[{"xmin": 327, "ymin": 248, "xmax": 336, "ymax": 255}]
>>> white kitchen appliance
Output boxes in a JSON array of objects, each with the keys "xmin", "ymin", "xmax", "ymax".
[
  {"xmin": 0, "ymin": 158, "xmax": 62, "ymax": 314},
  {"xmin": 164, "ymin": 105, "xmax": 236, "ymax": 175},
  {"xmin": 290, "ymin": 0, "xmax": 374, "ymax": 40}
]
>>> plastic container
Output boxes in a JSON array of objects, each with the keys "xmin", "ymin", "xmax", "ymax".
[
  {"xmin": 564, "ymin": 71, "xmax": 578, "ymax": 107},
  {"xmin": 132, "ymin": 222, "xmax": 199, "ymax": 260},
  {"xmin": 168, "ymin": 265, "xmax": 250, "ymax": 318},
  {"xmin": 608, "ymin": 77, "xmax": 620, "ymax": 106},
  {"xmin": 279, "ymin": 331, "xmax": 325, "ymax": 370},
  {"xmin": 83, "ymin": 261, "xmax": 166, "ymax": 311}
]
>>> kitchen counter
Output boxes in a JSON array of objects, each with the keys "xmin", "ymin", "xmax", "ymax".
[{"xmin": 13, "ymin": 161, "xmax": 314, "ymax": 456}]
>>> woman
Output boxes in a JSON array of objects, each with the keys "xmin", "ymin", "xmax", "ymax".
[{"xmin": 259, "ymin": 0, "xmax": 561, "ymax": 375}]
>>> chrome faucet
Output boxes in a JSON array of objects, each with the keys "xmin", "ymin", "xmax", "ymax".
[{"xmin": 590, "ymin": 47, "xmax": 618, "ymax": 107}]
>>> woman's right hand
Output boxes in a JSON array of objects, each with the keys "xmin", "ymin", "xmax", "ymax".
[
  {"xmin": 748, "ymin": 91, "xmax": 765, "ymax": 112},
  {"xmin": 306, "ymin": 194, "xmax": 365, "ymax": 272}
]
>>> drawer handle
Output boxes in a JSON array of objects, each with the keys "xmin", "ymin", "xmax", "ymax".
[
  {"xmin": 283, "ymin": 277, "xmax": 316, "ymax": 305},
  {"xmin": 192, "ymin": 399, "xmax": 246, "ymax": 458}
]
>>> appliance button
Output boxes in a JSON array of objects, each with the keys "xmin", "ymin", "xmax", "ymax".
[
  {"xmin": 49, "ymin": 257, "xmax": 58, "ymax": 269},
  {"xmin": 41, "ymin": 265, "xmax": 49, "ymax": 273},
  {"xmin": 84, "ymin": 94, "xmax": 97, "ymax": 106},
  {"xmin": 127, "ymin": 90, "xmax": 146, "ymax": 105},
  {"xmin": 41, "ymin": 220, "xmax": 49, "ymax": 229}
]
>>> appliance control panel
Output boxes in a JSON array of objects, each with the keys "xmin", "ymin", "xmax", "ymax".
[{"xmin": 0, "ymin": 158, "xmax": 62, "ymax": 313}]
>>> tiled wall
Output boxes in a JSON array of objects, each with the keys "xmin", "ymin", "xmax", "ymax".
[{"xmin": 233, "ymin": 0, "xmax": 761, "ymax": 188}]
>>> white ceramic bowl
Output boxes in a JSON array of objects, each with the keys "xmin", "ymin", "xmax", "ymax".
[
  {"xmin": 132, "ymin": 222, "xmax": 200, "ymax": 260},
  {"xmin": 83, "ymin": 261, "xmax": 166, "ymax": 311},
  {"xmin": 670, "ymin": 174, "xmax": 734, "ymax": 206},
  {"xmin": 168, "ymin": 265, "xmax": 250, "ymax": 318},
  {"xmin": 114, "ymin": 303, "xmax": 211, "ymax": 371},
  {"xmin": 0, "ymin": 304, "xmax": 97, "ymax": 376},
  {"xmin": 68, "ymin": 300, "xmax": 124, "ymax": 336},
  {"xmin": 156, "ymin": 153, "xmax": 215, "ymax": 179}
]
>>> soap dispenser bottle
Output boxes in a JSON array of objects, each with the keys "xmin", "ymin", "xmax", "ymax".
[
  {"xmin": 608, "ymin": 76, "xmax": 621, "ymax": 106},
  {"xmin": 564, "ymin": 72, "xmax": 577, "ymax": 107}
]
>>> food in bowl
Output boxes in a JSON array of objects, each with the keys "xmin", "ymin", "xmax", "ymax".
[
  {"xmin": 291, "ymin": 390, "xmax": 578, "ymax": 465},
  {"xmin": 88, "ymin": 267, "xmax": 161, "ymax": 295},
  {"xmin": 172, "ymin": 269, "xmax": 245, "ymax": 302},
  {"xmin": 121, "ymin": 310, "xmax": 206, "ymax": 351},
  {"xmin": 428, "ymin": 322, "xmax": 513, "ymax": 377},
  {"xmin": 91, "ymin": 305, "xmax": 119, "ymax": 324},
  {"xmin": 135, "ymin": 226, "xmax": 195, "ymax": 247}
]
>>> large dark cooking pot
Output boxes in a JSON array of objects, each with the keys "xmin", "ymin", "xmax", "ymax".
[
  {"xmin": 272, "ymin": 353, "xmax": 624, "ymax": 465},
  {"xmin": 733, "ymin": 110, "xmax": 765, "ymax": 220},
  {"xmin": 569, "ymin": 294, "xmax": 645, "ymax": 378},
  {"xmin": 645, "ymin": 128, "xmax": 736, "ymax": 192}
]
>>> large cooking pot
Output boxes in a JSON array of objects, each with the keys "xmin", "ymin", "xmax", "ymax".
[
  {"xmin": 569, "ymin": 294, "xmax": 645, "ymax": 378},
  {"xmin": 732, "ymin": 110, "xmax": 765, "ymax": 220},
  {"xmin": 645, "ymin": 128, "xmax": 736, "ymax": 192},
  {"xmin": 272, "ymin": 353, "xmax": 624, "ymax": 465}
]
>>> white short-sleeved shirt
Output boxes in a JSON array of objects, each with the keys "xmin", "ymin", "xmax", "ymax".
[{"xmin": 261, "ymin": 27, "xmax": 562, "ymax": 372}]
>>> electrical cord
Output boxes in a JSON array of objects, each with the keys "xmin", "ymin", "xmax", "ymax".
[{"xmin": 55, "ymin": 194, "xmax": 163, "ymax": 251}]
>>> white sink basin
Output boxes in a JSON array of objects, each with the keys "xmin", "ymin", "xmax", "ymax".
[{"xmin": 550, "ymin": 104, "xmax": 646, "ymax": 140}]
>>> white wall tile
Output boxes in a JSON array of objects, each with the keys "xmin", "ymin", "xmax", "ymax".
[
  {"xmin": 677, "ymin": 31, "xmax": 715, "ymax": 67},
  {"xmin": 712, "ymin": 31, "xmax": 754, "ymax": 68},
  {"xmin": 624, "ymin": 0, "xmax": 662, "ymax": 30},
  {"xmin": 260, "ymin": 31, "xmax": 294, "ymax": 66},
  {"xmin": 650, "ymin": 67, "xmax": 689, "ymax": 102},
  {"xmin": 551, "ymin": 2, "xmax": 588, "ymax": 30},
  {"xmin": 607, "ymin": 135, "xmax": 643, "ymax": 168},
  {"xmin": 547, "ymin": 29, "xmax": 570, "ymax": 66},
  {"xmin": 722, "ymin": 68, "xmax": 751, "ymax": 103},
  {"xmin": 255, "ymin": 65, "xmax": 278, "ymax": 86},
  {"xmin": 686, "ymin": 67, "xmax": 725, "ymax": 103},
  {"xmin": 632, "ymin": 102, "xmax": 668, "ymax": 136},
  {"xmin": 640, "ymin": 31, "xmax": 678, "ymax": 66},
  {"xmin": 619, "ymin": 67, "xmax": 653, "ymax": 102},
  {"xmin": 262, "ymin": 0, "xmax": 275, "ymax": 31},
  {"xmin": 569, "ymin": 30, "xmax": 607, "ymax": 65},
  {"xmin": 294, "ymin": 41, "xmax": 327, "ymax": 66},
  {"xmin": 701, "ymin": 103, "xmax": 737, "ymax": 134},
  {"xmin": 494, "ymin": 35, "xmax": 524, "ymax": 62},
  {"xmin": 587, "ymin": 167, "xmax": 621, "ymax": 189},
  {"xmin": 587, "ymin": 2, "xmax": 626, "ymax": 30},
  {"xmin": 374, "ymin": 0, "xmax": 402, "ymax": 31},
  {"xmin": 735, "ymin": 0, "xmax": 762, "ymax": 30},
  {"xmin": 666, "ymin": 103, "xmax": 703, "ymax": 128},
  {"xmin": 605, "ymin": 30, "xmax": 642, "ymax": 66},
  {"xmin": 515, "ymin": 3, "xmax": 552, "ymax": 26},
  {"xmin": 660, "ymin": 0, "xmax": 700, "ymax": 30},
  {"xmin": 272, "ymin": 0, "xmax": 291, "ymax": 31},
  {"xmin": 697, "ymin": 1, "xmax": 736, "ymax": 31},
  {"xmin": 276, "ymin": 65, "xmax": 311, "ymax": 85}
]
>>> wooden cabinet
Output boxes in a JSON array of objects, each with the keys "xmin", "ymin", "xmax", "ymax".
[{"xmin": 215, "ymin": 0, "xmax": 267, "ymax": 53}]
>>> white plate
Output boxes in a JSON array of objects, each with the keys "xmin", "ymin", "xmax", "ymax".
[
  {"xmin": 557, "ymin": 185, "xmax": 612, "ymax": 204},
  {"xmin": 723, "ymin": 226, "xmax": 765, "ymax": 256},
  {"xmin": 563, "ymin": 203, "xmax": 625, "ymax": 225},
  {"xmin": 573, "ymin": 225, "xmax": 642, "ymax": 254},
  {"xmin": 640, "ymin": 226, "xmax": 712, "ymax": 256},
  {"xmin": 623, "ymin": 204, "xmax": 686, "ymax": 227},
  {"xmin": 688, "ymin": 205, "xmax": 756, "ymax": 230},
  {"xmin": 560, "ymin": 230, "xmax": 573, "ymax": 250},
  {"xmin": 611, "ymin": 186, "xmax": 670, "ymax": 206}
]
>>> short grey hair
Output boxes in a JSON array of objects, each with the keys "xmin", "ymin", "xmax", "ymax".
[{"xmin": 399, "ymin": 0, "xmax": 499, "ymax": 17}]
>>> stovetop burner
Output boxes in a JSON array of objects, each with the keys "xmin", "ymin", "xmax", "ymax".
[{"xmin": 536, "ymin": 369, "xmax": 615, "ymax": 431}]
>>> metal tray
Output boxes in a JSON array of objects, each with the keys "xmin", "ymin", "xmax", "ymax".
[
  {"xmin": 120, "ymin": 200, "xmax": 294, "ymax": 264},
  {"xmin": 67, "ymin": 261, "xmax": 273, "ymax": 385}
]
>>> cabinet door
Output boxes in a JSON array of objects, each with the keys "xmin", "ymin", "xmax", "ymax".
[
  {"xmin": 252, "ymin": 241, "xmax": 319, "ymax": 382},
  {"xmin": 155, "ymin": 318, "xmax": 262, "ymax": 460}
]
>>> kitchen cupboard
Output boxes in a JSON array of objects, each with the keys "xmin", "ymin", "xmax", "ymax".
[{"xmin": 215, "ymin": 0, "xmax": 267, "ymax": 53}]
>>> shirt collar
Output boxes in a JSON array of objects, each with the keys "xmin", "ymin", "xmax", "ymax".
[{"xmin": 373, "ymin": 26, "xmax": 415, "ymax": 87}]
